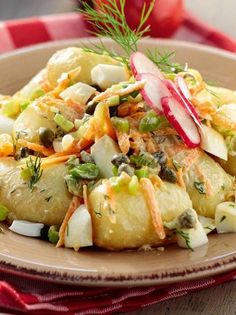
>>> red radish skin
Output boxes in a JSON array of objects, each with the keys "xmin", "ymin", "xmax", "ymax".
[
  {"xmin": 130, "ymin": 52, "xmax": 164, "ymax": 80},
  {"xmin": 136, "ymin": 73, "xmax": 171, "ymax": 114},
  {"xmin": 161, "ymin": 96, "xmax": 200, "ymax": 148},
  {"xmin": 163, "ymin": 79, "xmax": 201, "ymax": 125},
  {"xmin": 175, "ymin": 76, "xmax": 191, "ymax": 100}
]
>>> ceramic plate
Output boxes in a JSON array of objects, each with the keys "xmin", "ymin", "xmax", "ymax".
[{"xmin": 0, "ymin": 38, "xmax": 236, "ymax": 287}]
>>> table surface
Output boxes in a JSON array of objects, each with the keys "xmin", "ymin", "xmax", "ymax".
[{"xmin": 0, "ymin": 1, "xmax": 235, "ymax": 315}]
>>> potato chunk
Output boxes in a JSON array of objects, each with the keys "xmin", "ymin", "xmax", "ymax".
[{"xmin": 0, "ymin": 158, "xmax": 72, "ymax": 225}]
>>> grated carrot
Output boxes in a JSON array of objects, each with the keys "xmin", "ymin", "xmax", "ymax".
[
  {"xmin": 56, "ymin": 196, "xmax": 82, "ymax": 248},
  {"xmin": 149, "ymin": 174, "xmax": 163, "ymax": 188},
  {"xmin": 41, "ymin": 155, "xmax": 72, "ymax": 168},
  {"xmin": 116, "ymin": 130, "xmax": 130, "ymax": 154},
  {"xmin": 17, "ymin": 139, "xmax": 54, "ymax": 156},
  {"xmin": 140, "ymin": 178, "xmax": 165, "ymax": 240}
]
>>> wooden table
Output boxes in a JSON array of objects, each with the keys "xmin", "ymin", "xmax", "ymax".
[{"xmin": 0, "ymin": 1, "xmax": 235, "ymax": 314}]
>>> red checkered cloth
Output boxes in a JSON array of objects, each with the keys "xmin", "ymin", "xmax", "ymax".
[{"xmin": 0, "ymin": 10, "xmax": 236, "ymax": 315}]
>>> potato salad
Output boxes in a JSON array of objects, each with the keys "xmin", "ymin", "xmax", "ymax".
[{"xmin": 0, "ymin": 0, "xmax": 236, "ymax": 252}]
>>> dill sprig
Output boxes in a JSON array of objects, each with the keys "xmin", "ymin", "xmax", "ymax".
[
  {"xmin": 174, "ymin": 229, "xmax": 193, "ymax": 251},
  {"xmin": 25, "ymin": 155, "xmax": 43, "ymax": 191},
  {"xmin": 147, "ymin": 49, "xmax": 186, "ymax": 74},
  {"xmin": 79, "ymin": 0, "xmax": 155, "ymax": 64}
]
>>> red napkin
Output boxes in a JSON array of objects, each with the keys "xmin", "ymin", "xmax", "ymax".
[{"xmin": 0, "ymin": 9, "xmax": 236, "ymax": 315}]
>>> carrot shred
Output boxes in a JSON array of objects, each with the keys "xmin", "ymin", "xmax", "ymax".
[
  {"xmin": 56, "ymin": 196, "xmax": 82, "ymax": 248},
  {"xmin": 140, "ymin": 178, "xmax": 165, "ymax": 240},
  {"xmin": 149, "ymin": 174, "xmax": 163, "ymax": 188},
  {"xmin": 41, "ymin": 155, "xmax": 72, "ymax": 168},
  {"xmin": 116, "ymin": 130, "xmax": 130, "ymax": 154},
  {"xmin": 17, "ymin": 139, "xmax": 54, "ymax": 156}
]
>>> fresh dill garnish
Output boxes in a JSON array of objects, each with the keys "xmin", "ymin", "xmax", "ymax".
[
  {"xmin": 174, "ymin": 229, "xmax": 193, "ymax": 251},
  {"xmin": 146, "ymin": 49, "xmax": 186, "ymax": 74},
  {"xmin": 194, "ymin": 181, "xmax": 206, "ymax": 195},
  {"xmin": 10, "ymin": 189, "xmax": 16, "ymax": 194},
  {"xmin": 45, "ymin": 196, "xmax": 53, "ymax": 202},
  {"xmin": 78, "ymin": 0, "xmax": 155, "ymax": 65},
  {"xmin": 220, "ymin": 215, "xmax": 226, "ymax": 223},
  {"xmin": 206, "ymin": 87, "xmax": 220, "ymax": 100},
  {"xmin": 23, "ymin": 155, "xmax": 43, "ymax": 191},
  {"xmin": 94, "ymin": 210, "xmax": 102, "ymax": 218}
]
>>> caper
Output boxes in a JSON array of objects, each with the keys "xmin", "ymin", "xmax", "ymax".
[
  {"xmin": 14, "ymin": 147, "xmax": 31, "ymax": 160},
  {"xmin": 153, "ymin": 151, "xmax": 167, "ymax": 165},
  {"xmin": 118, "ymin": 163, "xmax": 135, "ymax": 177},
  {"xmin": 80, "ymin": 151, "xmax": 95, "ymax": 164},
  {"xmin": 178, "ymin": 209, "xmax": 197, "ymax": 229},
  {"xmin": 109, "ymin": 106, "xmax": 118, "ymax": 117},
  {"xmin": 160, "ymin": 166, "xmax": 177, "ymax": 183},
  {"xmin": 39, "ymin": 127, "xmax": 55, "ymax": 148},
  {"xmin": 85, "ymin": 102, "xmax": 98, "ymax": 115},
  {"xmin": 111, "ymin": 153, "xmax": 130, "ymax": 167}
]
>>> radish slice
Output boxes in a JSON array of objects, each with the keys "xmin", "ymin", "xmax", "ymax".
[
  {"xmin": 136, "ymin": 73, "xmax": 171, "ymax": 113},
  {"xmin": 130, "ymin": 52, "xmax": 164, "ymax": 80},
  {"xmin": 161, "ymin": 96, "xmax": 200, "ymax": 148},
  {"xmin": 175, "ymin": 76, "xmax": 191, "ymax": 100},
  {"xmin": 163, "ymin": 79, "xmax": 201, "ymax": 125}
]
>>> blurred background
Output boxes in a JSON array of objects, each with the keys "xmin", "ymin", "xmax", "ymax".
[{"xmin": 0, "ymin": 0, "xmax": 235, "ymax": 38}]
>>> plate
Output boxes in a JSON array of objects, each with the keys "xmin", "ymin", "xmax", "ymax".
[{"xmin": 0, "ymin": 38, "xmax": 236, "ymax": 287}]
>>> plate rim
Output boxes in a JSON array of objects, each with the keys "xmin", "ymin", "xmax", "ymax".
[{"xmin": 1, "ymin": 38, "xmax": 236, "ymax": 287}]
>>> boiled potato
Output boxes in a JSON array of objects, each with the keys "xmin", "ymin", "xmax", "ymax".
[
  {"xmin": 180, "ymin": 152, "xmax": 234, "ymax": 218},
  {"xmin": 0, "ymin": 158, "xmax": 72, "ymax": 225},
  {"xmin": 215, "ymin": 202, "xmax": 236, "ymax": 233},
  {"xmin": 88, "ymin": 180, "xmax": 192, "ymax": 250},
  {"xmin": 159, "ymin": 137, "xmax": 234, "ymax": 218},
  {"xmin": 13, "ymin": 96, "xmax": 79, "ymax": 143},
  {"xmin": 14, "ymin": 69, "xmax": 47, "ymax": 101},
  {"xmin": 46, "ymin": 47, "xmax": 120, "ymax": 88}
]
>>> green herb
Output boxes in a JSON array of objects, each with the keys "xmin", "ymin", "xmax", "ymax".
[
  {"xmin": 10, "ymin": 189, "xmax": 16, "ymax": 194},
  {"xmin": 66, "ymin": 223, "xmax": 69, "ymax": 237},
  {"xmin": 135, "ymin": 168, "xmax": 149, "ymax": 179},
  {"xmin": 111, "ymin": 117, "xmax": 130, "ymax": 133},
  {"xmin": 205, "ymin": 226, "xmax": 214, "ymax": 231},
  {"xmin": 172, "ymin": 159, "xmax": 182, "ymax": 171},
  {"xmin": 21, "ymin": 155, "xmax": 43, "ymax": 191},
  {"xmin": 64, "ymin": 175, "xmax": 84, "ymax": 197},
  {"xmin": 70, "ymin": 163, "xmax": 100, "ymax": 180},
  {"xmin": 0, "ymin": 203, "xmax": 9, "ymax": 221},
  {"xmin": 139, "ymin": 111, "xmax": 168, "ymax": 132},
  {"xmin": 45, "ymin": 196, "xmax": 53, "ymax": 202},
  {"xmin": 174, "ymin": 229, "xmax": 193, "ymax": 251},
  {"xmin": 194, "ymin": 181, "xmax": 206, "ymax": 195},
  {"xmin": 94, "ymin": 210, "xmax": 102, "ymax": 218},
  {"xmin": 130, "ymin": 152, "xmax": 158, "ymax": 168},
  {"xmin": 48, "ymin": 225, "xmax": 59, "ymax": 245},
  {"xmin": 206, "ymin": 87, "xmax": 220, "ymax": 100},
  {"xmin": 220, "ymin": 215, "xmax": 226, "ymax": 223},
  {"xmin": 40, "ymin": 189, "xmax": 46, "ymax": 193},
  {"xmin": 221, "ymin": 184, "xmax": 225, "ymax": 190},
  {"xmin": 229, "ymin": 204, "xmax": 235, "ymax": 208},
  {"xmin": 146, "ymin": 49, "xmax": 185, "ymax": 74},
  {"xmin": 79, "ymin": 0, "xmax": 155, "ymax": 65},
  {"xmin": 54, "ymin": 113, "xmax": 74, "ymax": 132}
]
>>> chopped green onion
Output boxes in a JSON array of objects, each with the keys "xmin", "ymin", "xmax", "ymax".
[
  {"xmin": 128, "ymin": 175, "xmax": 139, "ymax": 195},
  {"xmin": 111, "ymin": 117, "xmax": 129, "ymax": 133},
  {"xmin": 127, "ymin": 93, "xmax": 142, "ymax": 103},
  {"xmin": 54, "ymin": 114, "xmax": 74, "ymax": 133},
  {"xmin": 20, "ymin": 101, "xmax": 30, "ymax": 112},
  {"xmin": 112, "ymin": 165, "xmax": 118, "ymax": 176},
  {"xmin": 31, "ymin": 89, "xmax": 45, "ymax": 100},
  {"xmin": 64, "ymin": 175, "xmax": 83, "ymax": 197},
  {"xmin": 139, "ymin": 111, "xmax": 168, "ymax": 133},
  {"xmin": 130, "ymin": 152, "xmax": 158, "ymax": 168},
  {"xmin": 70, "ymin": 163, "xmax": 99, "ymax": 180},
  {"xmin": 135, "ymin": 168, "xmax": 149, "ymax": 179},
  {"xmin": 20, "ymin": 168, "xmax": 33, "ymax": 181},
  {"xmin": 0, "ymin": 203, "xmax": 9, "ymax": 221},
  {"xmin": 107, "ymin": 95, "xmax": 120, "ymax": 106},
  {"xmin": 2, "ymin": 100, "xmax": 19, "ymax": 117},
  {"xmin": 48, "ymin": 225, "xmax": 59, "ymax": 244},
  {"xmin": 110, "ymin": 177, "xmax": 121, "ymax": 192}
]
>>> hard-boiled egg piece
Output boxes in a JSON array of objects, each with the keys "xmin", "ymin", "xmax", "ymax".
[
  {"xmin": 215, "ymin": 202, "xmax": 236, "ymax": 233},
  {"xmin": 176, "ymin": 210, "xmax": 208, "ymax": 249},
  {"xmin": 64, "ymin": 205, "xmax": 93, "ymax": 250},
  {"xmin": 199, "ymin": 124, "xmax": 228, "ymax": 160},
  {"xmin": 91, "ymin": 135, "xmax": 121, "ymax": 178},
  {"xmin": 60, "ymin": 82, "xmax": 96, "ymax": 105},
  {"xmin": 198, "ymin": 215, "xmax": 216, "ymax": 235},
  {"xmin": 91, "ymin": 64, "xmax": 130, "ymax": 90},
  {"xmin": 9, "ymin": 220, "xmax": 44, "ymax": 237}
]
